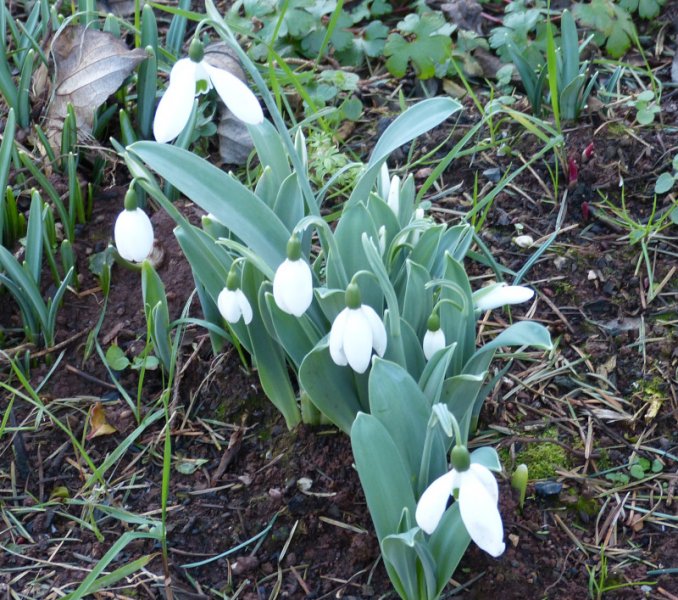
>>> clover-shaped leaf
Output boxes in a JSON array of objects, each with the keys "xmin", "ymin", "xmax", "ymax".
[{"xmin": 384, "ymin": 13, "xmax": 454, "ymax": 79}]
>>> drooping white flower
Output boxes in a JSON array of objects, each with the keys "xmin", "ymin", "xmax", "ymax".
[
  {"xmin": 423, "ymin": 328, "xmax": 446, "ymax": 360},
  {"xmin": 273, "ymin": 235, "xmax": 313, "ymax": 317},
  {"xmin": 422, "ymin": 312, "xmax": 445, "ymax": 360},
  {"xmin": 329, "ymin": 283, "xmax": 387, "ymax": 374},
  {"xmin": 114, "ymin": 189, "xmax": 154, "ymax": 262},
  {"xmin": 387, "ymin": 175, "xmax": 400, "ymax": 217},
  {"xmin": 416, "ymin": 451, "xmax": 505, "ymax": 558},
  {"xmin": 217, "ymin": 286, "xmax": 253, "ymax": 325},
  {"xmin": 473, "ymin": 283, "xmax": 534, "ymax": 312},
  {"xmin": 153, "ymin": 39, "xmax": 263, "ymax": 143},
  {"xmin": 378, "ymin": 162, "xmax": 391, "ymax": 199}
]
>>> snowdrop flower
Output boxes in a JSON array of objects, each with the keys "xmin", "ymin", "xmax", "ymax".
[
  {"xmin": 273, "ymin": 235, "xmax": 313, "ymax": 317},
  {"xmin": 474, "ymin": 283, "xmax": 534, "ymax": 312},
  {"xmin": 153, "ymin": 39, "xmax": 264, "ymax": 143},
  {"xmin": 416, "ymin": 445, "xmax": 505, "ymax": 558},
  {"xmin": 379, "ymin": 162, "xmax": 391, "ymax": 199},
  {"xmin": 329, "ymin": 283, "xmax": 387, "ymax": 374},
  {"xmin": 387, "ymin": 175, "xmax": 400, "ymax": 217},
  {"xmin": 422, "ymin": 313, "xmax": 445, "ymax": 360},
  {"xmin": 114, "ymin": 189, "xmax": 154, "ymax": 263},
  {"xmin": 217, "ymin": 269, "xmax": 252, "ymax": 325}
]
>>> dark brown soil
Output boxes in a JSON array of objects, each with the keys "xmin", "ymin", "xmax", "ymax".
[{"xmin": 2, "ymin": 9, "xmax": 678, "ymax": 600}]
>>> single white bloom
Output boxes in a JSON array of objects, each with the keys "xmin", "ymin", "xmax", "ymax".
[
  {"xmin": 153, "ymin": 57, "xmax": 263, "ymax": 143},
  {"xmin": 416, "ymin": 463, "xmax": 505, "ymax": 557},
  {"xmin": 377, "ymin": 225, "xmax": 387, "ymax": 256},
  {"xmin": 329, "ymin": 305, "xmax": 387, "ymax": 373},
  {"xmin": 217, "ymin": 287, "xmax": 253, "ymax": 324},
  {"xmin": 273, "ymin": 258, "xmax": 313, "ymax": 317},
  {"xmin": 474, "ymin": 284, "xmax": 534, "ymax": 311},
  {"xmin": 379, "ymin": 162, "xmax": 390, "ymax": 200},
  {"xmin": 114, "ymin": 208, "xmax": 154, "ymax": 262},
  {"xmin": 423, "ymin": 328, "xmax": 446, "ymax": 360},
  {"xmin": 387, "ymin": 175, "xmax": 400, "ymax": 217}
]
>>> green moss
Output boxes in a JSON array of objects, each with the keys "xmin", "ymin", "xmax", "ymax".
[{"xmin": 513, "ymin": 428, "xmax": 570, "ymax": 479}]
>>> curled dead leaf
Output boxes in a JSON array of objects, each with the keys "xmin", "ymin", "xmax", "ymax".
[
  {"xmin": 87, "ymin": 401, "xmax": 117, "ymax": 440},
  {"xmin": 44, "ymin": 25, "xmax": 146, "ymax": 151}
]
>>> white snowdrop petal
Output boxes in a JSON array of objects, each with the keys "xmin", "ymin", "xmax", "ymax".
[
  {"xmin": 343, "ymin": 309, "xmax": 373, "ymax": 373},
  {"xmin": 379, "ymin": 163, "xmax": 390, "ymax": 199},
  {"xmin": 469, "ymin": 463, "xmax": 499, "ymax": 505},
  {"xmin": 273, "ymin": 260, "xmax": 293, "ymax": 314},
  {"xmin": 415, "ymin": 471, "xmax": 456, "ymax": 534},
  {"xmin": 387, "ymin": 175, "xmax": 400, "ymax": 216},
  {"xmin": 458, "ymin": 471, "xmax": 505, "ymax": 557},
  {"xmin": 290, "ymin": 259, "xmax": 313, "ymax": 317},
  {"xmin": 236, "ymin": 289, "xmax": 253, "ymax": 324},
  {"xmin": 273, "ymin": 259, "xmax": 313, "ymax": 317},
  {"xmin": 153, "ymin": 58, "xmax": 197, "ymax": 143},
  {"xmin": 361, "ymin": 305, "xmax": 387, "ymax": 357},
  {"xmin": 423, "ymin": 328, "xmax": 446, "ymax": 360},
  {"xmin": 217, "ymin": 288, "xmax": 241, "ymax": 323},
  {"xmin": 205, "ymin": 65, "xmax": 263, "ymax": 125},
  {"xmin": 475, "ymin": 284, "xmax": 534, "ymax": 311},
  {"xmin": 329, "ymin": 309, "xmax": 349, "ymax": 366},
  {"xmin": 114, "ymin": 209, "xmax": 154, "ymax": 262}
]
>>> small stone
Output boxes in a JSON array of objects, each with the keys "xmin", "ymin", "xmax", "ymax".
[
  {"xmin": 482, "ymin": 167, "xmax": 501, "ymax": 182},
  {"xmin": 587, "ymin": 270, "xmax": 598, "ymax": 281},
  {"xmin": 508, "ymin": 533, "xmax": 520, "ymax": 547},
  {"xmin": 535, "ymin": 481, "xmax": 563, "ymax": 498},
  {"xmin": 553, "ymin": 256, "xmax": 567, "ymax": 270}
]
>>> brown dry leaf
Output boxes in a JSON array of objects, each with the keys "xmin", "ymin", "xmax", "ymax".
[
  {"xmin": 45, "ymin": 25, "xmax": 146, "ymax": 151},
  {"xmin": 87, "ymin": 402, "xmax": 117, "ymax": 440}
]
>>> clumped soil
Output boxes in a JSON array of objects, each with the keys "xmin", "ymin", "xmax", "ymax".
[{"xmin": 1, "ymin": 11, "xmax": 678, "ymax": 600}]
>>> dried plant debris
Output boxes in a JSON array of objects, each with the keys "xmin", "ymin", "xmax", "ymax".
[
  {"xmin": 204, "ymin": 43, "xmax": 255, "ymax": 165},
  {"xmin": 44, "ymin": 25, "xmax": 146, "ymax": 151}
]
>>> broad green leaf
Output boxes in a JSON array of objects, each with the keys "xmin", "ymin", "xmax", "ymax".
[
  {"xmin": 348, "ymin": 98, "xmax": 462, "ymax": 209},
  {"xmin": 24, "ymin": 192, "xmax": 44, "ymax": 285},
  {"xmin": 273, "ymin": 172, "xmax": 304, "ymax": 232},
  {"xmin": 141, "ymin": 261, "xmax": 171, "ymax": 370},
  {"xmin": 654, "ymin": 172, "xmax": 675, "ymax": 194},
  {"xmin": 400, "ymin": 260, "xmax": 432, "ymax": 337},
  {"xmin": 326, "ymin": 203, "xmax": 382, "ymax": 309},
  {"xmin": 254, "ymin": 165, "xmax": 278, "ymax": 209},
  {"xmin": 247, "ymin": 119, "xmax": 291, "ymax": 189},
  {"xmin": 241, "ymin": 262, "xmax": 301, "ymax": 429},
  {"xmin": 441, "ymin": 372, "xmax": 486, "ymax": 442},
  {"xmin": 351, "ymin": 413, "xmax": 417, "ymax": 542},
  {"xmin": 299, "ymin": 342, "xmax": 362, "ymax": 433},
  {"xmin": 418, "ymin": 343, "xmax": 457, "ymax": 406},
  {"xmin": 0, "ymin": 108, "xmax": 16, "ymax": 245},
  {"xmin": 263, "ymin": 291, "xmax": 320, "ymax": 369},
  {"xmin": 463, "ymin": 320, "xmax": 552, "ymax": 375},
  {"xmin": 129, "ymin": 142, "xmax": 289, "ymax": 270},
  {"xmin": 382, "ymin": 526, "xmax": 438, "ymax": 600},
  {"xmin": 470, "ymin": 446, "xmax": 502, "ymax": 472},
  {"xmin": 368, "ymin": 358, "xmax": 433, "ymax": 481},
  {"xmin": 428, "ymin": 502, "xmax": 471, "ymax": 594}
]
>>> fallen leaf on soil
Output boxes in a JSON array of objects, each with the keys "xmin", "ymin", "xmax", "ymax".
[
  {"xmin": 49, "ymin": 486, "xmax": 70, "ymax": 501},
  {"xmin": 644, "ymin": 393, "xmax": 664, "ymax": 423},
  {"xmin": 87, "ymin": 402, "xmax": 117, "ymax": 439},
  {"xmin": 175, "ymin": 456, "xmax": 209, "ymax": 475},
  {"xmin": 45, "ymin": 25, "xmax": 146, "ymax": 151}
]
